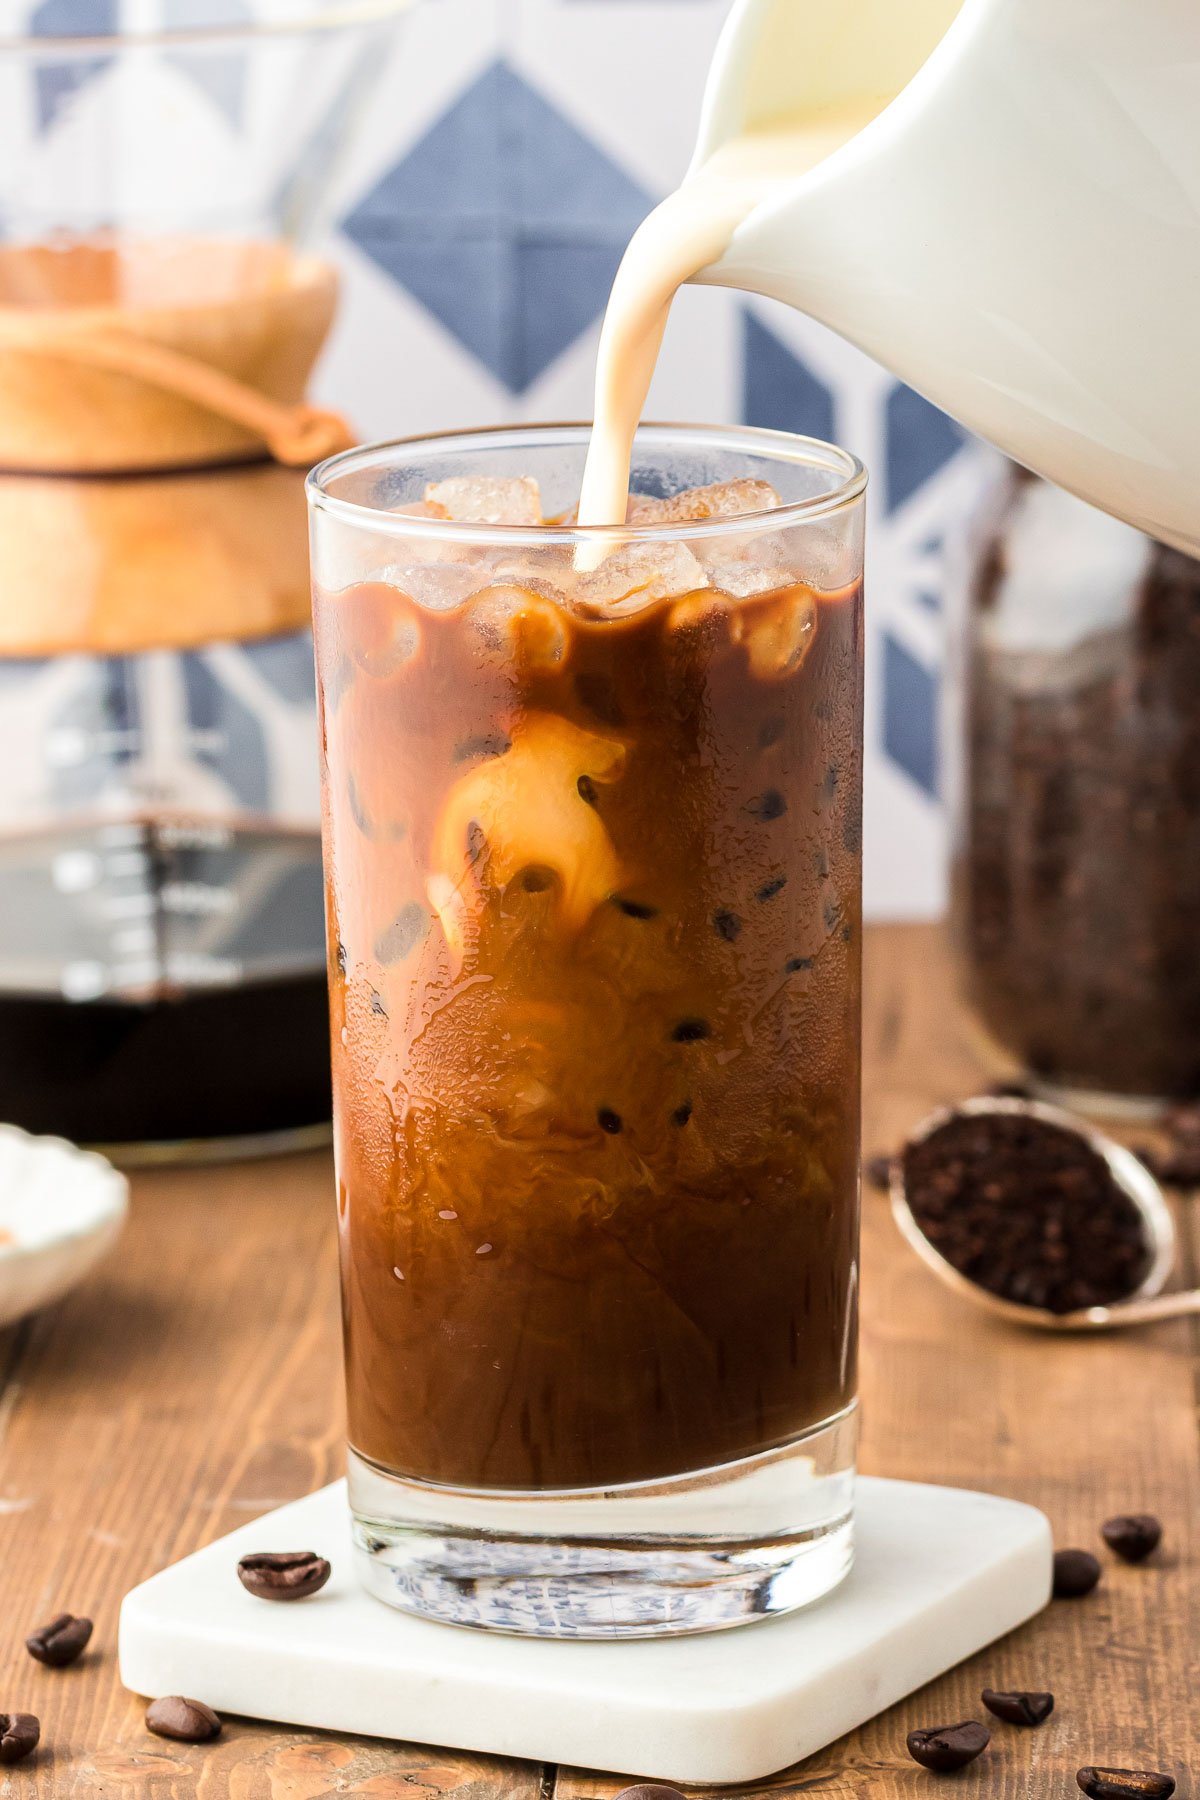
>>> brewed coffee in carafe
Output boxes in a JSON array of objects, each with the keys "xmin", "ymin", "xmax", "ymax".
[{"xmin": 0, "ymin": 0, "xmax": 413, "ymax": 1155}]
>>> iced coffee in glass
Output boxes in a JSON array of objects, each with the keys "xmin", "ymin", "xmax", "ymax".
[{"xmin": 308, "ymin": 424, "xmax": 865, "ymax": 1637}]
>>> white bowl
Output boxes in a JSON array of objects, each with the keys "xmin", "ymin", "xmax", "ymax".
[{"xmin": 0, "ymin": 1124, "xmax": 129, "ymax": 1326}]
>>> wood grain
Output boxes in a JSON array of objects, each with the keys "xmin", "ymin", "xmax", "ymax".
[{"xmin": 0, "ymin": 925, "xmax": 1195, "ymax": 1798}]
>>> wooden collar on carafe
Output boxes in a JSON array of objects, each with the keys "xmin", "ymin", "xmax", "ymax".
[{"xmin": 0, "ymin": 317, "xmax": 355, "ymax": 477}]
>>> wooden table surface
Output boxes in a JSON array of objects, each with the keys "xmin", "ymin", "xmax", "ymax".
[{"xmin": 1, "ymin": 923, "xmax": 1195, "ymax": 1798}]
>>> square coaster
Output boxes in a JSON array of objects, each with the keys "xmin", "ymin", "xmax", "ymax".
[{"xmin": 119, "ymin": 1477, "xmax": 1051, "ymax": 1783}]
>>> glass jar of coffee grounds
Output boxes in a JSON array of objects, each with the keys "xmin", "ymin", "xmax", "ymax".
[{"xmin": 951, "ymin": 464, "xmax": 1200, "ymax": 1113}]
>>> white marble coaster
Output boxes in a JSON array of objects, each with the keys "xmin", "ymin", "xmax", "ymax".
[{"xmin": 119, "ymin": 1478, "xmax": 1051, "ymax": 1783}]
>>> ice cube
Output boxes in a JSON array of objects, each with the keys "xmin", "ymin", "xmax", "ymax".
[
  {"xmin": 386, "ymin": 563, "xmax": 480, "ymax": 613},
  {"xmin": 393, "ymin": 499, "xmax": 449, "ymax": 520},
  {"xmin": 731, "ymin": 588, "xmax": 819, "ymax": 679},
  {"xmin": 470, "ymin": 583, "xmax": 569, "ymax": 667},
  {"xmin": 797, "ymin": 521, "xmax": 863, "ymax": 595},
  {"xmin": 625, "ymin": 478, "xmax": 780, "ymax": 524},
  {"xmin": 704, "ymin": 555, "xmax": 794, "ymax": 600},
  {"xmin": 575, "ymin": 541, "xmax": 709, "ymax": 614},
  {"xmin": 490, "ymin": 542, "xmax": 576, "ymax": 592},
  {"xmin": 667, "ymin": 590, "xmax": 733, "ymax": 648},
  {"xmin": 341, "ymin": 581, "xmax": 422, "ymax": 675},
  {"xmin": 425, "ymin": 476, "xmax": 543, "ymax": 526}
]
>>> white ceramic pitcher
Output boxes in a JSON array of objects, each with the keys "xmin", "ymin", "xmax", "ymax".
[{"xmin": 688, "ymin": 0, "xmax": 1200, "ymax": 555}]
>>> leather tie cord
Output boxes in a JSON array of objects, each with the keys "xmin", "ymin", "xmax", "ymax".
[{"xmin": 0, "ymin": 318, "xmax": 355, "ymax": 468}]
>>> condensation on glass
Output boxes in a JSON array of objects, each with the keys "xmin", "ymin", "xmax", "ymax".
[{"xmin": 308, "ymin": 423, "xmax": 867, "ymax": 1637}]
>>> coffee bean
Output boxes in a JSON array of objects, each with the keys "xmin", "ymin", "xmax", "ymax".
[
  {"xmin": 237, "ymin": 1550, "xmax": 331, "ymax": 1602},
  {"xmin": 785, "ymin": 955, "xmax": 813, "ymax": 974},
  {"xmin": 906, "ymin": 1721, "xmax": 990, "ymax": 1772},
  {"xmin": 671, "ymin": 1102, "xmax": 693, "ymax": 1127},
  {"xmin": 1054, "ymin": 1548, "xmax": 1102, "ymax": 1598},
  {"xmin": 982, "ymin": 1688, "xmax": 1054, "ymax": 1726},
  {"xmin": 1137, "ymin": 1103, "xmax": 1200, "ymax": 1184},
  {"xmin": 1077, "ymin": 1769, "xmax": 1176, "ymax": 1800},
  {"xmin": 712, "ymin": 908, "xmax": 742, "ymax": 942},
  {"xmin": 145, "ymin": 1697, "xmax": 222, "ymax": 1743},
  {"xmin": 614, "ymin": 1787, "xmax": 686, "ymax": 1800},
  {"xmin": 755, "ymin": 875, "xmax": 787, "ymax": 903},
  {"xmin": 25, "ymin": 1613, "xmax": 93, "ymax": 1667},
  {"xmin": 1134, "ymin": 1143, "xmax": 1200, "ymax": 1186},
  {"xmin": 1101, "ymin": 1514, "xmax": 1162, "ymax": 1563},
  {"xmin": 670, "ymin": 1018, "xmax": 710, "ymax": 1043},
  {"xmin": 0, "ymin": 1714, "xmax": 39, "ymax": 1764},
  {"xmin": 865, "ymin": 1153, "xmax": 893, "ymax": 1193}
]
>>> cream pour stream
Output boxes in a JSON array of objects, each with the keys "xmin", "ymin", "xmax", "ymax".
[{"xmin": 576, "ymin": 106, "xmax": 877, "ymax": 536}]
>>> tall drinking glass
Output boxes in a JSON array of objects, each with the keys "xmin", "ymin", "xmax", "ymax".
[{"xmin": 308, "ymin": 424, "xmax": 866, "ymax": 1638}]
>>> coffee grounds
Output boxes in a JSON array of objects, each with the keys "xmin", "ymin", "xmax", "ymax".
[
  {"xmin": 902, "ymin": 1111, "xmax": 1149, "ymax": 1313},
  {"xmin": 959, "ymin": 507, "xmax": 1200, "ymax": 1102}
]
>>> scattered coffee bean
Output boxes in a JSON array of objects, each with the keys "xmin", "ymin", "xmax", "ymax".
[
  {"xmin": 746, "ymin": 788, "xmax": 786, "ymax": 822},
  {"xmin": 597, "ymin": 1109, "xmax": 623, "ymax": 1135},
  {"xmin": 577, "ymin": 774, "xmax": 598, "ymax": 806},
  {"xmin": 755, "ymin": 875, "xmax": 787, "ymax": 903},
  {"xmin": 906, "ymin": 1721, "xmax": 990, "ymax": 1772},
  {"xmin": 614, "ymin": 1786, "xmax": 686, "ymax": 1800},
  {"xmin": 671, "ymin": 1102, "xmax": 693, "ymax": 1127},
  {"xmin": 982, "ymin": 1687, "xmax": 1054, "ymax": 1726},
  {"xmin": 25, "ymin": 1613, "xmax": 93, "ymax": 1667},
  {"xmin": 903, "ymin": 1112, "xmax": 1149, "ymax": 1314},
  {"xmin": 1053, "ymin": 1548, "xmax": 1102, "ymax": 1598},
  {"xmin": 865, "ymin": 1153, "xmax": 893, "ymax": 1193},
  {"xmin": 369, "ymin": 990, "xmax": 387, "ymax": 1018},
  {"xmin": 670, "ymin": 1018, "xmax": 710, "ymax": 1043},
  {"xmin": 785, "ymin": 955, "xmax": 813, "ymax": 974},
  {"xmin": 237, "ymin": 1550, "xmax": 331, "ymax": 1602},
  {"xmin": 1077, "ymin": 1769, "xmax": 1176, "ymax": 1800},
  {"xmin": 0, "ymin": 1714, "xmax": 39, "ymax": 1764},
  {"xmin": 1101, "ymin": 1514, "xmax": 1162, "ymax": 1563},
  {"xmin": 145, "ymin": 1696, "xmax": 222, "ymax": 1744},
  {"xmin": 713, "ymin": 909, "xmax": 743, "ymax": 942}
]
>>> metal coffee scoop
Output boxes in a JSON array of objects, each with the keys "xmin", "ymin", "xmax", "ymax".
[{"xmin": 889, "ymin": 1096, "xmax": 1200, "ymax": 1331}]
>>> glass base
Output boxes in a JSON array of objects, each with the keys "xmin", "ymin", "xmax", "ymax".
[{"xmin": 348, "ymin": 1404, "xmax": 856, "ymax": 1639}]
